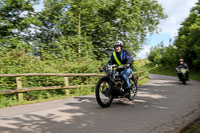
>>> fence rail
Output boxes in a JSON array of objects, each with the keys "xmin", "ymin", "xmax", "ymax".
[
  {"xmin": 0, "ymin": 70, "xmax": 148, "ymax": 101},
  {"xmin": 0, "ymin": 73, "xmax": 105, "ymax": 77}
]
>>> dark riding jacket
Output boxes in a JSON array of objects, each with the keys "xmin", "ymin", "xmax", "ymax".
[
  {"xmin": 108, "ymin": 49, "xmax": 134, "ymax": 70},
  {"xmin": 176, "ymin": 63, "xmax": 189, "ymax": 73}
]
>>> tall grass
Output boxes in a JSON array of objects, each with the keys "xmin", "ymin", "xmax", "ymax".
[{"xmin": 150, "ymin": 66, "xmax": 200, "ymax": 81}]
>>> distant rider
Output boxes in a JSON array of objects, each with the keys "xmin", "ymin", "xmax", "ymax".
[
  {"xmin": 107, "ymin": 41, "xmax": 134, "ymax": 97},
  {"xmin": 175, "ymin": 59, "xmax": 189, "ymax": 81}
]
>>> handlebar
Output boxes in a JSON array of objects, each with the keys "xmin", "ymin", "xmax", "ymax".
[
  {"xmin": 99, "ymin": 64, "xmax": 125, "ymax": 73},
  {"xmin": 107, "ymin": 64, "xmax": 124, "ymax": 68}
]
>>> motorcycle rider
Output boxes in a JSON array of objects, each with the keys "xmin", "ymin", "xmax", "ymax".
[
  {"xmin": 175, "ymin": 59, "xmax": 189, "ymax": 81},
  {"xmin": 107, "ymin": 40, "xmax": 134, "ymax": 97}
]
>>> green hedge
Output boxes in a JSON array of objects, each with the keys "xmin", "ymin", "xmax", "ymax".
[{"xmin": 0, "ymin": 50, "xmax": 101, "ymax": 105}]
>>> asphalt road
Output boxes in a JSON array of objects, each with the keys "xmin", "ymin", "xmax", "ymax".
[{"xmin": 0, "ymin": 74, "xmax": 200, "ymax": 133}]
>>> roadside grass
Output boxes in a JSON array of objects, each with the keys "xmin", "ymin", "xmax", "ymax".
[
  {"xmin": 138, "ymin": 78, "xmax": 149, "ymax": 85},
  {"xmin": 149, "ymin": 65, "xmax": 200, "ymax": 133},
  {"xmin": 181, "ymin": 116, "xmax": 200, "ymax": 133},
  {"xmin": 134, "ymin": 59, "xmax": 151, "ymax": 71},
  {"xmin": 150, "ymin": 66, "xmax": 200, "ymax": 81}
]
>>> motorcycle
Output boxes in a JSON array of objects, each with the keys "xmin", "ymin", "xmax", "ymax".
[
  {"xmin": 95, "ymin": 64, "xmax": 138, "ymax": 108},
  {"xmin": 179, "ymin": 68, "xmax": 188, "ymax": 84}
]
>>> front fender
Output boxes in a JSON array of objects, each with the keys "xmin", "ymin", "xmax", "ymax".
[{"xmin": 100, "ymin": 76, "xmax": 110, "ymax": 81}]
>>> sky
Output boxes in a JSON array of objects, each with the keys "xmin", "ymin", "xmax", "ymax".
[
  {"xmin": 33, "ymin": 0, "xmax": 44, "ymax": 12},
  {"xmin": 33, "ymin": 0, "xmax": 199, "ymax": 59}
]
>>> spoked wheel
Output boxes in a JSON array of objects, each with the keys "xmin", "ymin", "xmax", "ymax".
[
  {"xmin": 95, "ymin": 79, "xmax": 113, "ymax": 108},
  {"xmin": 129, "ymin": 80, "xmax": 138, "ymax": 101}
]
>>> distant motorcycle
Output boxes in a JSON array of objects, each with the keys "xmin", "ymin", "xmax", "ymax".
[
  {"xmin": 95, "ymin": 64, "xmax": 138, "ymax": 108},
  {"xmin": 176, "ymin": 67, "xmax": 188, "ymax": 84},
  {"xmin": 179, "ymin": 68, "xmax": 188, "ymax": 84}
]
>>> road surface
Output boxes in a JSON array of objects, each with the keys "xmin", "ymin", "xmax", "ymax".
[{"xmin": 0, "ymin": 74, "xmax": 200, "ymax": 133}]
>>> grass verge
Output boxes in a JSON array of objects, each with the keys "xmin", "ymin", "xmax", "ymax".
[
  {"xmin": 138, "ymin": 77, "xmax": 149, "ymax": 85},
  {"xmin": 181, "ymin": 116, "xmax": 200, "ymax": 133},
  {"xmin": 150, "ymin": 66, "xmax": 200, "ymax": 81}
]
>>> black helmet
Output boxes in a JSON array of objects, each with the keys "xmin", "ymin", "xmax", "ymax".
[{"xmin": 114, "ymin": 40, "xmax": 123, "ymax": 48}]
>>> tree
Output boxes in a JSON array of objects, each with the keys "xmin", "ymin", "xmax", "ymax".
[
  {"xmin": 148, "ymin": 42, "xmax": 165, "ymax": 65},
  {"xmin": 1, "ymin": 0, "xmax": 166, "ymax": 60},
  {"xmin": 89, "ymin": 0, "xmax": 166, "ymax": 59},
  {"xmin": 174, "ymin": 0, "xmax": 200, "ymax": 69},
  {"xmin": 0, "ymin": 0, "xmax": 39, "ymax": 52},
  {"xmin": 34, "ymin": 0, "xmax": 166, "ymax": 60}
]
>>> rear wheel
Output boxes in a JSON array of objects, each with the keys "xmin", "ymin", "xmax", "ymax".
[
  {"xmin": 129, "ymin": 80, "xmax": 138, "ymax": 101},
  {"xmin": 95, "ymin": 78, "xmax": 113, "ymax": 108}
]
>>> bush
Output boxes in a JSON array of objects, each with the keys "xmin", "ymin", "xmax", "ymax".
[{"xmin": 0, "ymin": 50, "xmax": 101, "ymax": 103}]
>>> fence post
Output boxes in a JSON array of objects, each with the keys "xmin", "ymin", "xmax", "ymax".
[
  {"xmin": 16, "ymin": 77, "xmax": 23, "ymax": 101},
  {"xmin": 64, "ymin": 77, "xmax": 70, "ymax": 95}
]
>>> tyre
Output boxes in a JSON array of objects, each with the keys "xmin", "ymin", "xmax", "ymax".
[
  {"xmin": 182, "ymin": 78, "xmax": 186, "ymax": 85},
  {"xmin": 95, "ymin": 78, "xmax": 113, "ymax": 108},
  {"xmin": 129, "ymin": 80, "xmax": 138, "ymax": 101},
  {"xmin": 182, "ymin": 75, "xmax": 187, "ymax": 85}
]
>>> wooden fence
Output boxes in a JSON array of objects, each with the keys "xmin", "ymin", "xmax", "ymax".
[{"xmin": 0, "ymin": 70, "xmax": 148, "ymax": 101}]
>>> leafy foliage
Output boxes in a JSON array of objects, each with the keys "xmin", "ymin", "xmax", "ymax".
[
  {"xmin": 173, "ymin": 0, "xmax": 200, "ymax": 69},
  {"xmin": 32, "ymin": 0, "xmax": 166, "ymax": 59},
  {"xmin": 0, "ymin": 0, "xmax": 39, "ymax": 51},
  {"xmin": 0, "ymin": 50, "xmax": 100, "ymax": 104}
]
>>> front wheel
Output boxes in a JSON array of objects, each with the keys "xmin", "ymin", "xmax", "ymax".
[
  {"xmin": 182, "ymin": 77, "xmax": 186, "ymax": 85},
  {"xmin": 181, "ymin": 74, "xmax": 187, "ymax": 85},
  {"xmin": 95, "ymin": 78, "xmax": 113, "ymax": 108}
]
